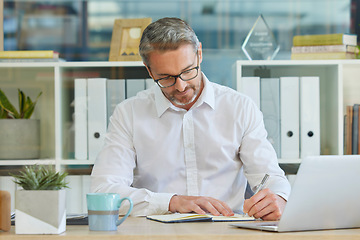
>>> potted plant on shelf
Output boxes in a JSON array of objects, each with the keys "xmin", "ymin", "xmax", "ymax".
[
  {"xmin": 11, "ymin": 165, "xmax": 68, "ymax": 234},
  {"xmin": 0, "ymin": 88, "xmax": 42, "ymax": 159}
]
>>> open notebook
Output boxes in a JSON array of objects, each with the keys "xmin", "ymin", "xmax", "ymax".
[
  {"xmin": 146, "ymin": 213, "xmax": 255, "ymax": 223},
  {"xmin": 231, "ymin": 155, "xmax": 360, "ymax": 232}
]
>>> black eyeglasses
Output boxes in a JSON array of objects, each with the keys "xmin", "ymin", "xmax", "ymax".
[{"xmin": 151, "ymin": 53, "xmax": 199, "ymax": 88}]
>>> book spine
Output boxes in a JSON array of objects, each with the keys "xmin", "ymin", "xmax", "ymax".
[
  {"xmin": 0, "ymin": 51, "xmax": 56, "ymax": 59},
  {"xmin": 0, "ymin": 58, "xmax": 61, "ymax": 62},
  {"xmin": 293, "ymin": 34, "xmax": 351, "ymax": 46},
  {"xmin": 291, "ymin": 45, "xmax": 359, "ymax": 54},
  {"xmin": 344, "ymin": 114, "xmax": 347, "ymax": 155},
  {"xmin": 346, "ymin": 105, "xmax": 353, "ymax": 155},
  {"xmin": 291, "ymin": 52, "xmax": 356, "ymax": 60},
  {"xmin": 352, "ymin": 104, "xmax": 359, "ymax": 154}
]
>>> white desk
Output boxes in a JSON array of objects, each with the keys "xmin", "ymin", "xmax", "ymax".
[{"xmin": 1, "ymin": 217, "xmax": 360, "ymax": 240}]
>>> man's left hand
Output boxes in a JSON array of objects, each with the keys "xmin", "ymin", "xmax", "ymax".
[{"xmin": 242, "ymin": 188, "xmax": 286, "ymax": 220}]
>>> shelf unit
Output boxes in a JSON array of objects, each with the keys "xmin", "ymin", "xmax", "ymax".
[
  {"xmin": 0, "ymin": 61, "xmax": 149, "ymax": 171},
  {"xmin": 234, "ymin": 59, "xmax": 360, "ymax": 164},
  {"xmin": 2, "ymin": 60, "xmax": 360, "ymax": 166}
]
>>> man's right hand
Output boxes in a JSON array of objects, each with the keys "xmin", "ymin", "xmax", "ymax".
[{"xmin": 168, "ymin": 195, "xmax": 234, "ymax": 216}]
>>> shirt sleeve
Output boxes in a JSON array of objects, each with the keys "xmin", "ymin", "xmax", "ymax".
[
  {"xmin": 90, "ymin": 103, "xmax": 176, "ymax": 216},
  {"xmin": 238, "ymin": 97, "xmax": 291, "ymax": 201}
]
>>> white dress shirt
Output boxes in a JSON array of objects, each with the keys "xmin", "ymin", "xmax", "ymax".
[{"xmin": 91, "ymin": 73, "xmax": 291, "ymax": 216}]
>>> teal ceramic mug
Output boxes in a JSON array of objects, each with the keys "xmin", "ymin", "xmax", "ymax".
[{"xmin": 86, "ymin": 193, "xmax": 133, "ymax": 231}]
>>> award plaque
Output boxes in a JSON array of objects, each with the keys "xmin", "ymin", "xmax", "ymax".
[{"xmin": 242, "ymin": 14, "xmax": 280, "ymax": 60}]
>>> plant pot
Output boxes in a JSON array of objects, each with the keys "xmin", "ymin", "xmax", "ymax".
[
  {"xmin": 15, "ymin": 189, "xmax": 66, "ymax": 234},
  {"xmin": 0, "ymin": 119, "xmax": 40, "ymax": 159}
]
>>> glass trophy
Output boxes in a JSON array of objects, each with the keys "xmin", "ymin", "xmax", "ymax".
[{"xmin": 242, "ymin": 14, "xmax": 280, "ymax": 60}]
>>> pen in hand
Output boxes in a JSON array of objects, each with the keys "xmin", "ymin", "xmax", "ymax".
[
  {"xmin": 253, "ymin": 174, "xmax": 270, "ymax": 195},
  {"xmin": 242, "ymin": 174, "xmax": 270, "ymax": 217}
]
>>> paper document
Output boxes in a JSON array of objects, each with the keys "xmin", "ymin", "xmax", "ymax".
[{"xmin": 146, "ymin": 213, "xmax": 255, "ymax": 223}]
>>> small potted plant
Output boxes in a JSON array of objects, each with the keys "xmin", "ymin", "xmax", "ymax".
[
  {"xmin": 11, "ymin": 165, "xmax": 68, "ymax": 234},
  {"xmin": 0, "ymin": 88, "xmax": 42, "ymax": 159}
]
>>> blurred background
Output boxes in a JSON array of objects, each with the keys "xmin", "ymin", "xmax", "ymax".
[{"xmin": 3, "ymin": 0, "xmax": 359, "ymax": 88}]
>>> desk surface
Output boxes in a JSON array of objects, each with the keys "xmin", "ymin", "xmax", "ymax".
[{"xmin": 1, "ymin": 217, "xmax": 360, "ymax": 240}]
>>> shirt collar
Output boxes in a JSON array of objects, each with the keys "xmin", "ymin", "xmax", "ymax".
[{"xmin": 154, "ymin": 72, "xmax": 216, "ymax": 117}]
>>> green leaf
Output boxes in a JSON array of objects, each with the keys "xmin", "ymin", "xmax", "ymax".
[
  {"xmin": 0, "ymin": 89, "xmax": 42, "ymax": 119},
  {"xmin": 23, "ymin": 92, "xmax": 42, "ymax": 119},
  {"xmin": 0, "ymin": 106, "xmax": 8, "ymax": 119},
  {"xmin": 0, "ymin": 89, "xmax": 20, "ymax": 118},
  {"xmin": 18, "ymin": 89, "xmax": 26, "ymax": 117},
  {"xmin": 10, "ymin": 165, "xmax": 68, "ymax": 190},
  {"xmin": 23, "ymin": 97, "xmax": 35, "ymax": 119}
]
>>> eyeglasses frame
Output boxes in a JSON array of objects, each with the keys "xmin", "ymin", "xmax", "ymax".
[{"xmin": 149, "ymin": 51, "xmax": 200, "ymax": 88}]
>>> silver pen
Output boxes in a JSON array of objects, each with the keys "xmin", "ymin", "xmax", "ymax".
[
  {"xmin": 242, "ymin": 174, "xmax": 270, "ymax": 217},
  {"xmin": 253, "ymin": 174, "xmax": 270, "ymax": 195}
]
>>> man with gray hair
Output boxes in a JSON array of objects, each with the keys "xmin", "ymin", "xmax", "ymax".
[{"xmin": 91, "ymin": 17, "xmax": 291, "ymax": 220}]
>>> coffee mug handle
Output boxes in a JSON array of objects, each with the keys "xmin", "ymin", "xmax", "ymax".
[{"xmin": 116, "ymin": 197, "xmax": 133, "ymax": 226}]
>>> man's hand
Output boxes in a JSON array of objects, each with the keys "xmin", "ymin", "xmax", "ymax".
[
  {"xmin": 243, "ymin": 188, "xmax": 286, "ymax": 220},
  {"xmin": 169, "ymin": 195, "xmax": 234, "ymax": 216}
]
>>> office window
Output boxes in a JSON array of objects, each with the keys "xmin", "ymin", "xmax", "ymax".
[{"xmin": 3, "ymin": 0, "xmax": 354, "ymax": 88}]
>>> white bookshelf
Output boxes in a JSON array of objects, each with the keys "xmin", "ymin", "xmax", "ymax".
[
  {"xmin": 235, "ymin": 59, "xmax": 360, "ymax": 164},
  {"xmin": 0, "ymin": 61, "xmax": 149, "ymax": 171},
  {"xmin": 3, "ymin": 60, "xmax": 360, "ymax": 166}
]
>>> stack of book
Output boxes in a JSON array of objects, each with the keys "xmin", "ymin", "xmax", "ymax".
[
  {"xmin": 344, "ymin": 104, "xmax": 360, "ymax": 155},
  {"xmin": 291, "ymin": 33, "xmax": 359, "ymax": 60},
  {"xmin": 0, "ymin": 50, "xmax": 61, "ymax": 62}
]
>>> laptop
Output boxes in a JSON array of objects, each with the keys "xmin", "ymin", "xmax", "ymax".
[{"xmin": 231, "ymin": 155, "xmax": 360, "ymax": 232}]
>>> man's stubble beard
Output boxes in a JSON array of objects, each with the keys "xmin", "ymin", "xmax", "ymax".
[{"xmin": 168, "ymin": 77, "xmax": 202, "ymax": 107}]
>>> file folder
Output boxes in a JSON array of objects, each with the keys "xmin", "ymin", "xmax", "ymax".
[
  {"xmin": 87, "ymin": 78, "xmax": 107, "ymax": 161},
  {"xmin": 145, "ymin": 78, "xmax": 155, "ymax": 89},
  {"xmin": 260, "ymin": 78, "xmax": 281, "ymax": 157},
  {"xmin": 106, "ymin": 79, "xmax": 126, "ymax": 125},
  {"xmin": 74, "ymin": 78, "xmax": 88, "ymax": 160},
  {"xmin": 300, "ymin": 76, "xmax": 320, "ymax": 158},
  {"xmin": 126, "ymin": 79, "xmax": 146, "ymax": 98},
  {"xmin": 240, "ymin": 77, "xmax": 260, "ymax": 108},
  {"xmin": 280, "ymin": 77, "xmax": 300, "ymax": 159}
]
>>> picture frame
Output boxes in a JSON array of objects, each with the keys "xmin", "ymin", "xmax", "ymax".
[{"xmin": 109, "ymin": 18, "xmax": 152, "ymax": 61}]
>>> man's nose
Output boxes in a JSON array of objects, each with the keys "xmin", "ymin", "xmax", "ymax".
[{"xmin": 174, "ymin": 77, "xmax": 187, "ymax": 92}]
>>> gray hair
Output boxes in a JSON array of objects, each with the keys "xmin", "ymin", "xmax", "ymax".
[{"xmin": 139, "ymin": 17, "xmax": 200, "ymax": 66}]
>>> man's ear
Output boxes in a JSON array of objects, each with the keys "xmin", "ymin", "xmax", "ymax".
[
  {"xmin": 198, "ymin": 42, "xmax": 203, "ymax": 64},
  {"xmin": 144, "ymin": 63, "xmax": 154, "ymax": 79}
]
